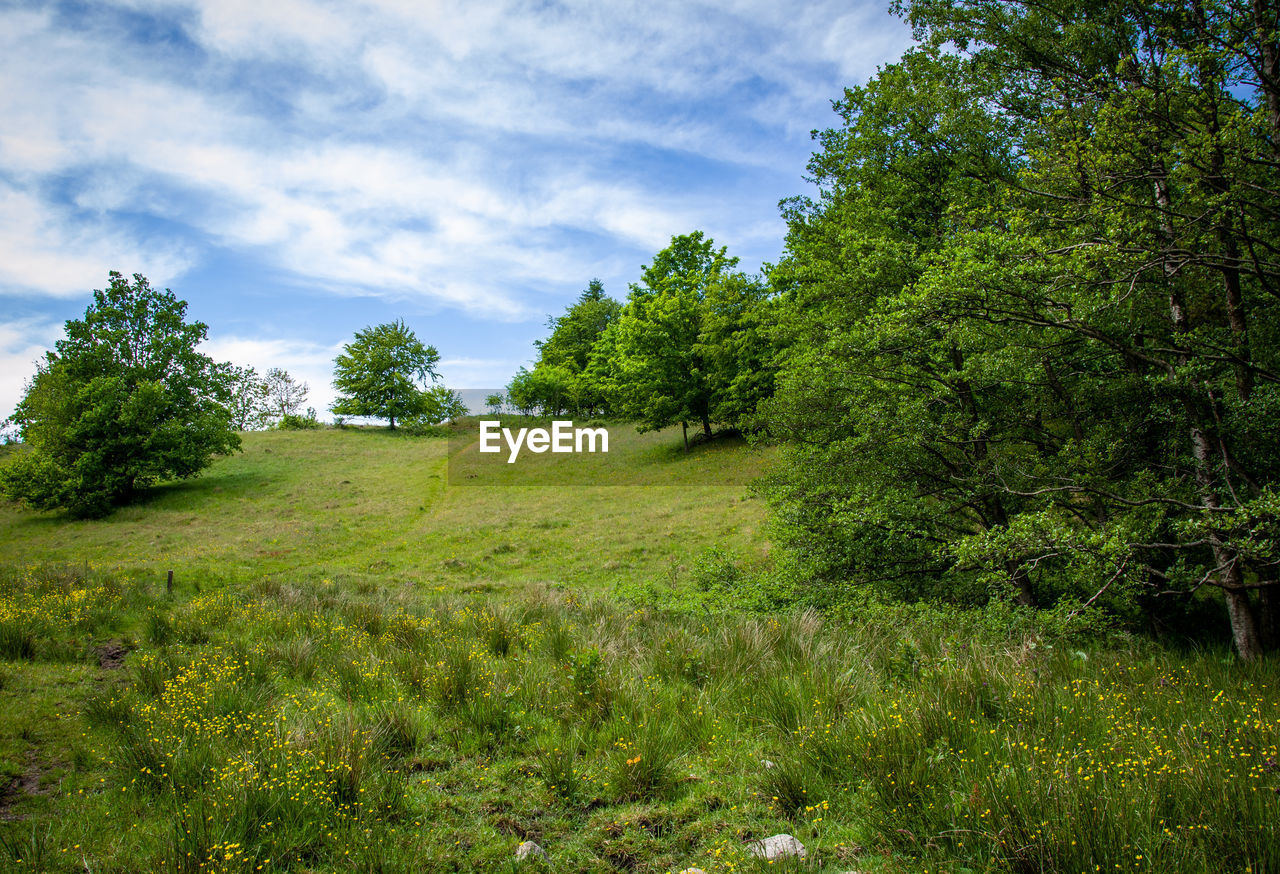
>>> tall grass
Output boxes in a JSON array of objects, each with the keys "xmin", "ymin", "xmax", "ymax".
[{"xmin": 1, "ymin": 563, "xmax": 1277, "ymax": 871}]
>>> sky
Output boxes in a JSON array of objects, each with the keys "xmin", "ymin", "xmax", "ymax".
[{"xmin": 0, "ymin": 0, "xmax": 913, "ymax": 422}]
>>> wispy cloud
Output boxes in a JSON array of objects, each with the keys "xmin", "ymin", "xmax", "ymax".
[
  {"xmin": 0, "ymin": 317, "xmax": 65, "ymax": 424},
  {"xmin": 0, "ymin": 0, "xmax": 911, "ymax": 420}
]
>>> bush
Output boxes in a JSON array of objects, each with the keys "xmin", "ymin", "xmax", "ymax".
[{"xmin": 277, "ymin": 411, "xmax": 321, "ymax": 430}]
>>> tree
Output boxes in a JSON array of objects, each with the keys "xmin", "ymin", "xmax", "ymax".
[
  {"xmin": 899, "ymin": 0, "xmax": 1280, "ymax": 659},
  {"xmin": 762, "ymin": 49, "xmax": 1027, "ymax": 606},
  {"xmin": 0, "ymin": 271, "xmax": 240, "ymax": 518},
  {"xmin": 420, "ymin": 386, "xmax": 469, "ymax": 424},
  {"xmin": 484, "ymin": 392, "xmax": 506, "ymax": 415},
  {"xmin": 222, "ymin": 364, "xmax": 270, "ymax": 431},
  {"xmin": 263, "ymin": 367, "xmax": 309, "ymax": 425},
  {"xmin": 330, "ymin": 320, "xmax": 440, "ymax": 429},
  {"xmin": 516, "ymin": 279, "xmax": 623, "ymax": 418},
  {"xmin": 610, "ymin": 232, "xmax": 773, "ymax": 447}
]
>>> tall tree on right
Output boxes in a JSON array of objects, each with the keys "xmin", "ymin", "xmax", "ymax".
[
  {"xmin": 908, "ymin": 0, "xmax": 1280, "ymax": 659},
  {"xmin": 766, "ymin": 1, "xmax": 1280, "ymax": 657}
]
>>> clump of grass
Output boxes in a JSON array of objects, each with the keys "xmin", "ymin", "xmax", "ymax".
[
  {"xmin": 535, "ymin": 731, "xmax": 585, "ymax": 802},
  {"xmin": 0, "ymin": 621, "xmax": 36, "ymax": 660},
  {"xmin": 433, "ymin": 642, "xmax": 483, "ymax": 711},
  {"xmin": 478, "ymin": 605, "xmax": 519, "ymax": 656},
  {"xmin": 83, "ymin": 688, "xmax": 134, "ymax": 729},
  {"xmin": 565, "ymin": 646, "xmax": 611, "ymax": 717},
  {"xmin": 369, "ymin": 702, "xmax": 423, "ymax": 761},
  {"xmin": 145, "ymin": 610, "xmax": 174, "ymax": 646},
  {"xmin": 131, "ymin": 650, "xmax": 175, "ymax": 698},
  {"xmin": 604, "ymin": 717, "xmax": 686, "ymax": 804}
]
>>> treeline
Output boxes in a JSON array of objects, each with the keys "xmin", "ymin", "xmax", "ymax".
[
  {"xmin": 515, "ymin": 0, "xmax": 1280, "ymax": 659},
  {"xmin": 503, "ymin": 234, "xmax": 775, "ymax": 449}
]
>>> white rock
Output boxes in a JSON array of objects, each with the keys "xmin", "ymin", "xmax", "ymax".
[
  {"xmin": 515, "ymin": 841, "xmax": 546, "ymax": 861},
  {"xmin": 679, "ymin": 869, "xmax": 707, "ymax": 874},
  {"xmin": 749, "ymin": 834, "xmax": 807, "ymax": 861},
  {"xmin": 762, "ymin": 759, "xmax": 776, "ymax": 769}
]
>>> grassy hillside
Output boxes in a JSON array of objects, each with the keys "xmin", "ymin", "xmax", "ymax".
[
  {"xmin": 0, "ymin": 426, "xmax": 771, "ymax": 595},
  {"xmin": 0, "ymin": 428, "xmax": 1277, "ymax": 873}
]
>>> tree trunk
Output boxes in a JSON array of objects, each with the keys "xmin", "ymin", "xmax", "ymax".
[
  {"xmin": 1189, "ymin": 417, "xmax": 1263, "ymax": 659},
  {"xmin": 681, "ymin": 420, "xmax": 688, "ymax": 452},
  {"xmin": 1156, "ymin": 160, "xmax": 1262, "ymax": 659},
  {"xmin": 1224, "ymin": 583, "xmax": 1262, "ymax": 661},
  {"xmin": 702, "ymin": 413, "xmax": 713, "ymax": 440},
  {"xmin": 389, "ymin": 414, "xmax": 396, "ymax": 430},
  {"xmin": 1008, "ymin": 559, "xmax": 1036, "ymax": 608}
]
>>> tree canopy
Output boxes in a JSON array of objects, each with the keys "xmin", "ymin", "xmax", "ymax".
[
  {"xmin": 0, "ymin": 272, "xmax": 240, "ymax": 517},
  {"xmin": 507, "ymin": 280, "xmax": 622, "ymax": 418},
  {"xmin": 609, "ymin": 232, "xmax": 773, "ymax": 444},
  {"xmin": 760, "ymin": 1, "xmax": 1280, "ymax": 659}
]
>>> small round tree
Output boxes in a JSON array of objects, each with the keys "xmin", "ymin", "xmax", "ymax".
[{"xmin": 330, "ymin": 320, "xmax": 440, "ymax": 429}]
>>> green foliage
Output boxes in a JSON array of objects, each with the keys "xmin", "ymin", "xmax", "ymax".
[
  {"xmin": 608, "ymin": 233, "xmax": 775, "ymax": 442},
  {"xmin": 507, "ymin": 364, "xmax": 574, "ymax": 416},
  {"xmin": 262, "ymin": 367, "xmax": 309, "ymax": 425},
  {"xmin": 538, "ymin": 280, "xmax": 619, "ymax": 373},
  {"xmin": 762, "ymin": 3, "xmax": 1280, "ymax": 658},
  {"xmin": 400, "ymin": 386, "xmax": 469, "ymax": 434},
  {"xmin": 0, "ymin": 272, "xmax": 240, "ymax": 517},
  {"xmin": 221, "ymin": 364, "xmax": 270, "ymax": 431},
  {"xmin": 508, "ymin": 280, "xmax": 623, "ymax": 418},
  {"xmin": 331, "ymin": 319, "xmax": 440, "ymax": 429},
  {"xmin": 277, "ymin": 409, "xmax": 321, "ymax": 430}
]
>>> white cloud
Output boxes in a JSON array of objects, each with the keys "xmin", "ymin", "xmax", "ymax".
[
  {"xmin": 436, "ymin": 356, "xmax": 528, "ymax": 389},
  {"xmin": 0, "ymin": 183, "xmax": 194, "ymax": 298},
  {"xmin": 201, "ymin": 335, "xmax": 342, "ymax": 417},
  {"xmin": 0, "ymin": 0, "xmax": 910, "ymax": 319},
  {"xmin": 0, "ymin": 318, "xmax": 64, "ymax": 424}
]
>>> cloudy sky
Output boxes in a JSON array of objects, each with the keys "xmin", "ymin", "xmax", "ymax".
[{"xmin": 0, "ymin": 0, "xmax": 912, "ymax": 420}]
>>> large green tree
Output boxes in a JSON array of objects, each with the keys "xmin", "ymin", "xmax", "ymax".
[
  {"xmin": 762, "ymin": 49, "xmax": 1029, "ymax": 606},
  {"xmin": 903, "ymin": 0, "xmax": 1280, "ymax": 659},
  {"xmin": 331, "ymin": 320, "xmax": 440, "ymax": 429},
  {"xmin": 609, "ymin": 232, "xmax": 774, "ymax": 446},
  {"xmin": 0, "ymin": 272, "xmax": 240, "ymax": 518}
]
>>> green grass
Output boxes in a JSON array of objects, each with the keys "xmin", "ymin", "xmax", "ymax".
[
  {"xmin": 0, "ymin": 425, "xmax": 771, "ymax": 596},
  {"xmin": 0, "ymin": 426, "xmax": 1277, "ymax": 873}
]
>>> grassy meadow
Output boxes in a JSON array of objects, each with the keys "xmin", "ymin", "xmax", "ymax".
[{"xmin": 0, "ymin": 426, "xmax": 1277, "ymax": 873}]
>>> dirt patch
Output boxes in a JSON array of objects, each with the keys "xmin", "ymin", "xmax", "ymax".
[
  {"xmin": 94, "ymin": 640, "xmax": 129, "ymax": 670},
  {"xmin": 0, "ymin": 754, "xmax": 52, "ymax": 822}
]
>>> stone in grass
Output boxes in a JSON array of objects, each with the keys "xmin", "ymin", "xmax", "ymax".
[
  {"xmin": 749, "ymin": 834, "xmax": 807, "ymax": 861},
  {"xmin": 515, "ymin": 841, "xmax": 546, "ymax": 861},
  {"xmin": 679, "ymin": 869, "xmax": 708, "ymax": 874}
]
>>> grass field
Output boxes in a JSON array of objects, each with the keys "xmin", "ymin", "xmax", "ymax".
[
  {"xmin": 0, "ymin": 425, "xmax": 771, "ymax": 596},
  {"xmin": 0, "ymin": 426, "xmax": 1277, "ymax": 873}
]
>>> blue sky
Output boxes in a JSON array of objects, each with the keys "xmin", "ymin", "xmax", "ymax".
[{"xmin": 0, "ymin": 0, "xmax": 912, "ymax": 420}]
